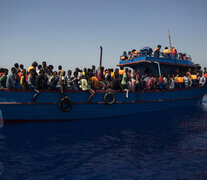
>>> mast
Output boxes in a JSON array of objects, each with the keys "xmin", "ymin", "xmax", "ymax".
[
  {"xmin": 99, "ymin": 46, "xmax": 103, "ymax": 70},
  {"xmin": 168, "ymin": 29, "xmax": 172, "ymax": 51}
]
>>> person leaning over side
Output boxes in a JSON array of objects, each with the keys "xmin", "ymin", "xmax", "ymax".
[{"xmin": 79, "ymin": 74, "xmax": 95, "ymax": 103}]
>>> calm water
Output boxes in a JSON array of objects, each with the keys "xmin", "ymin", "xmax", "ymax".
[{"xmin": 1, "ymin": 97, "xmax": 207, "ymax": 180}]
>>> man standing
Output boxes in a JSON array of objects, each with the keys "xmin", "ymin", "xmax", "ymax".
[{"xmin": 6, "ymin": 67, "xmax": 16, "ymax": 89}]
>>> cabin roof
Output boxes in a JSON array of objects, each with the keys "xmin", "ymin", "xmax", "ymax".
[{"xmin": 117, "ymin": 56, "xmax": 195, "ymax": 68}]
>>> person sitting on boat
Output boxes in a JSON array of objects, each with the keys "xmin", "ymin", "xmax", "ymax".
[
  {"xmin": 36, "ymin": 64, "xmax": 42, "ymax": 75},
  {"xmin": 97, "ymin": 66, "xmax": 107, "ymax": 90},
  {"xmin": 79, "ymin": 74, "xmax": 95, "ymax": 103},
  {"xmin": 14, "ymin": 63, "xmax": 20, "ymax": 73},
  {"xmin": 20, "ymin": 69, "xmax": 27, "ymax": 89},
  {"xmin": 171, "ymin": 47, "xmax": 177, "ymax": 59},
  {"xmin": 163, "ymin": 47, "xmax": 170, "ymax": 58},
  {"xmin": 169, "ymin": 75, "xmax": 175, "ymax": 89},
  {"xmin": 35, "ymin": 69, "xmax": 47, "ymax": 90},
  {"xmin": 27, "ymin": 61, "xmax": 38, "ymax": 73},
  {"xmin": 48, "ymin": 71, "xmax": 59, "ymax": 90},
  {"xmin": 65, "ymin": 70, "xmax": 73, "ymax": 90},
  {"xmin": 0, "ymin": 68, "xmax": 8, "ymax": 88},
  {"xmin": 112, "ymin": 72, "xmax": 121, "ymax": 90},
  {"xmin": 19, "ymin": 64, "xmax": 24, "ymax": 72},
  {"xmin": 92, "ymin": 65, "xmax": 98, "ymax": 75},
  {"xmin": 121, "ymin": 51, "xmax": 128, "ymax": 60},
  {"xmin": 6, "ymin": 67, "xmax": 16, "ymax": 89},
  {"xmin": 133, "ymin": 49, "xmax": 140, "ymax": 58},
  {"xmin": 15, "ymin": 70, "xmax": 23, "ymax": 89},
  {"xmin": 177, "ymin": 74, "xmax": 184, "ymax": 88},
  {"xmin": 191, "ymin": 72, "xmax": 198, "ymax": 87},
  {"xmin": 183, "ymin": 74, "xmax": 190, "ymax": 88},
  {"xmin": 128, "ymin": 73, "xmax": 136, "ymax": 92},
  {"xmin": 126, "ymin": 51, "xmax": 132, "ymax": 60},
  {"xmin": 90, "ymin": 73, "xmax": 99, "ymax": 90},
  {"xmin": 119, "ymin": 66, "xmax": 125, "ymax": 79},
  {"xmin": 121, "ymin": 68, "xmax": 129, "ymax": 91},
  {"xmin": 154, "ymin": 45, "xmax": 161, "ymax": 57},
  {"xmin": 158, "ymin": 75, "xmax": 164, "ymax": 89},
  {"xmin": 163, "ymin": 75, "xmax": 169, "ymax": 89}
]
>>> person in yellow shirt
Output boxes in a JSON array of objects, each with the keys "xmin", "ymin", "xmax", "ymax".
[
  {"xmin": 163, "ymin": 47, "xmax": 170, "ymax": 58},
  {"xmin": 20, "ymin": 69, "xmax": 27, "ymax": 89}
]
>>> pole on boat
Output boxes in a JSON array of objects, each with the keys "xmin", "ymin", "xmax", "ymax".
[
  {"xmin": 168, "ymin": 29, "xmax": 172, "ymax": 51},
  {"xmin": 99, "ymin": 46, "xmax": 103, "ymax": 70}
]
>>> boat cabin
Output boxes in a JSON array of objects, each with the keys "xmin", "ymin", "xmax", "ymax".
[{"xmin": 118, "ymin": 49, "xmax": 197, "ymax": 76}]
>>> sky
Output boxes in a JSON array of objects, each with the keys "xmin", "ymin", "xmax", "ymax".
[{"xmin": 0, "ymin": 0, "xmax": 207, "ymax": 71}]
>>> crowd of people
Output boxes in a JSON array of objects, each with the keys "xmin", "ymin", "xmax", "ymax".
[
  {"xmin": 0, "ymin": 61, "xmax": 207, "ymax": 102},
  {"xmin": 121, "ymin": 45, "xmax": 191, "ymax": 60}
]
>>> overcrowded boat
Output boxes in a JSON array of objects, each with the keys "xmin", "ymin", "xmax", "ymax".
[{"xmin": 0, "ymin": 45, "xmax": 207, "ymax": 124}]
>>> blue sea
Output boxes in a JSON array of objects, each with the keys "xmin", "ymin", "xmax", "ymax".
[{"xmin": 1, "ymin": 97, "xmax": 207, "ymax": 180}]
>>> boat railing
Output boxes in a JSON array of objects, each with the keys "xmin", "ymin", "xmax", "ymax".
[{"xmin": 120, "ymin": 51, "xmax": 192, "ymax": 61}]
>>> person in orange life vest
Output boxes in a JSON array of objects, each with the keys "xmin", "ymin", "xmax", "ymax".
[
  {"xmin": 119, "ymin": 66, "xmax": 125, "ymax": 80},
  {"xmin": 163, "ymin": 47, "xmax": 170, "ymax": 58},
  {"xmin": 20, "ymin": 69, "xmax": 27, "ymax": 89},
  {"xmin": 27, "ymin": 61, "xmax": 38, "ymax": 73},
  {"xmin": 177, "ymin": 74, "xmax": 184, "ymax": 88},
  {"xmin": 191, "ymin": 71, "xmax": 198, "ymax": 87},
  {"xmin": 171, "ymin": 47, "xmax": 177, "ymax": 59},
  {"xmin": 154, "ymin": 45, "xmax": 161, "ymax": 57},
  {"xmin": 133, "ymin": 49, "xmax": 140, "ymax": 58}
]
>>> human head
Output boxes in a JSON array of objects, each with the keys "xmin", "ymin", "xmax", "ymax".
[
  {"xmin": 165, "ymin": 47, "xmax": 168, "ymax": 49},
  {"xmin": 11, "ymin": 67, "xmax": 16, "ymax": 74},
  {"xmin": 58, "ymin": 65, "xmax": 62, "ymax": 70},
  {"xmin": 38, "ymin": 65, "xmax": 42, "ymax": 70},
  {"xmin": 42, "ymin": 61, "xmax": 47, "ymax": 68},
  {"xmin": 157, "ymin": 45, "xmax": 161, "ymax": 49},
  {"xmin": 120, "ymin": 66, "xmax": 124, "ymax": 70},
  {"xmin": 20, "ymin": 64, "xmax": 24, "ymax": 69},
  {"xmin": 32, "ymin": 61, "xmax": 38, "ymax": 68},
  {"xmin": 67, "ymin": 70, "xmax": 72, "ymax": 76},
  {"xmin": 92, "ymin": 65, "xmax": 95, "ymax": 70},
  {"xmin": 14, "ymin": 63, "xmax": 19, "ymax": 69}
]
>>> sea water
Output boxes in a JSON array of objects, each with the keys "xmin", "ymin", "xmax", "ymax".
[{"xmin": 0, "ymin": 96, "xmax": 207, "ymax": 180}]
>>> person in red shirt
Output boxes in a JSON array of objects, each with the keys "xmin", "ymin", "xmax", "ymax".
[{"xmin": 158, "ymin": 75, "xmax": 164, "ymax": 89}]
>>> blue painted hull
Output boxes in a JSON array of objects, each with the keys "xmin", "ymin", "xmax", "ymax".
[{"xmin": 0, "ymin": 87, "xmax": 206, "ymax": 123}]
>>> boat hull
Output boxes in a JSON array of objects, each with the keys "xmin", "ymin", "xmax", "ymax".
[{"xmin": 0, "ymin": 87, "xmax": 206, "ymax": 123}]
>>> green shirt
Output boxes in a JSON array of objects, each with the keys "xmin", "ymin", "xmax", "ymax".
[{"xmin": 121, "ymin": 73, "xmax": 127, "ymax": 85}]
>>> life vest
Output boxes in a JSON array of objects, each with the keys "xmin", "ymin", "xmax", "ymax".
[
  {"xmin": 177, "ymin": 77, "xmax": 184, "ymax": 83},
  {"xmin": 0, "ymin": 73, "xmax": 3, "ymax": 78},
  {"xmin": 16, "ymin": 72, "xmax": 23, "ymax": 79},
  {"xmin": 133, "ymin": 51, "xmax": 140, "ymax": 56},
  {"xmin": 27, "ymin": 66, "xmax": 34, "ymax": 73},
  {"xmin": 119, "ymin": 70, "xmax": 125, "ymax": 75},
  {"xmin": 163, "ymin": 49, "xmax": 170, "ymax": 54},
  {"xmin": 191, "ymin": 74, "xmax": 197, "ymax": 80},
  {"xmin": 171, "ymin": 48, "xmax": 177, "ymax": 54},
  {"xmin": 204, "ymin": 73, "xmax": 207, "ymax": 78},
  {"xmin": 121, "ymin": 56, "xmax": 125, "ymax": 60}
]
